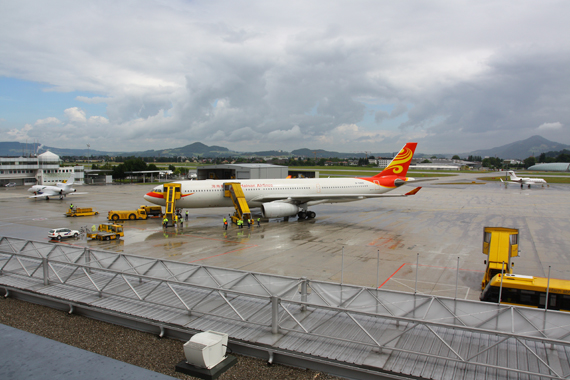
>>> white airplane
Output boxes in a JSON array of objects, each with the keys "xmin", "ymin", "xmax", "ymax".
[
  {"xmin": 144, "ymin": 142, "xmax": 432, "ymax": 220},
  {"xmin": 28, "ymin": 180, "xmax": 85, "ymax": 200},
  {"xmin": 501, "ymin": 171, "xmax": 548, "ymax": 188}
]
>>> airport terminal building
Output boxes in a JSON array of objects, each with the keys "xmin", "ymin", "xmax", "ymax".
[{"xmin": 0, "ymin": 151, "xmax": 84, "ymax": 186}]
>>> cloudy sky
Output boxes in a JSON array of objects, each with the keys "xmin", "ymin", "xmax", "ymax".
[{"xmin": 1, "ymin": 1, "xmax": 569, "ymax": 154}]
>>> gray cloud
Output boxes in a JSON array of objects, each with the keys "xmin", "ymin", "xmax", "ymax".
[{"xmin": 1, "ymin": 0, "xmax": 570, "ymax": 154}]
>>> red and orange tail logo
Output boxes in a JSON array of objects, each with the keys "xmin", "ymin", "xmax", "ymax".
[{"xmin": 373, "ymin": 142, "xmax": 417, "ymax": 178}]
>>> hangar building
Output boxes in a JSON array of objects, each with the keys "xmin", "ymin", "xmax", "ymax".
[{"xmin": 197, "ymin": 163, "xmax": 289, "ymax": 180}]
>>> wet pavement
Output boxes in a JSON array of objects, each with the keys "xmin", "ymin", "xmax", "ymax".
[{"xmin": 1, "ymin": 174, "xmax": 569, "ymax": 301}]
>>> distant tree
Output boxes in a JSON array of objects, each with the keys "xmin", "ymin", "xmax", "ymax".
[
  {"xmin": 482, "ymin": 157, "xmax": 503, "ymax": 169},
  {"xmin": 421, "ymin": 159, "xmax": 432, "ymax": 164},
  {"xmin": 538, "ymin": 153, "xmax": 546, "ymax": 163},
  {"xmin": 523, "ymin": 156, "xmax": 536, "ymax": 169},
  {"xmin": 452, "ymin": 155, "xmax": 461, "ymax": 160},
  {"xmin": 112, "ymin": 164, "xmax": 126, "ymax": 179}
]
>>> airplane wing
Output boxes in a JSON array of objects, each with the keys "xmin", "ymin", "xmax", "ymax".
[
  {"xmin": 29, "ymin": 190, "xmax": 59, "ymax": 198},
  {"xmin": 250, "ymin": 187, "xmax": 422, "ymax": 204},
  {"xmin": 501, "ymin": 179, "xmax": 524, "ymax": 184},
  {"xmin": 405, "ymin": 178, "xmax": 438, "ymax": 183}
]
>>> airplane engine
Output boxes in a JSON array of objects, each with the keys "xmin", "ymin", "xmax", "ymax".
[{"xmin": 261, "ymin": 203, "xmax": 300, "ymax": 218}]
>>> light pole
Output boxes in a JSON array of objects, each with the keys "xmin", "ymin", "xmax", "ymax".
[{"xmin": 87, "ymin": 144, "xmax": 90, "ymax": 165}]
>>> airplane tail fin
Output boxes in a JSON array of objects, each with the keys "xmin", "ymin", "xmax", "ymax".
[
  {"xmin": 372, "ymin": 142, "xmax": 417, "ymax": 178},
  {"xmin": 507, "ymin": 171, "xmax": 518, "ymax": 180}
]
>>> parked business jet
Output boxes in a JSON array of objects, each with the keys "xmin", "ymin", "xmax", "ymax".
[
  {"xmin": 28, "ymin": 180, "xmax": 84, "ymax": 200},
  {"xmin": 144, "ymin": 143, "xmax": 430, "ymax": 220},
  {"xmin": 502, "ymin": 171, "xmax": 547, "ymax": 188}
]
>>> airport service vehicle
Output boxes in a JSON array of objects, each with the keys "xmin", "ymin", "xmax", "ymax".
[
  {"xmin": 4, "ymin": 182, "xmax": 16, "ymax": 187},
  {"xmin": 65, "ymin": 207, "xmax": 99, "ymax": 217},
  {"xmin": 144, "ymin": 142, "xmax": 430, "ymax": 220},
  {"xmin": 28, "ymin": 179, "xmax": 86, "ymax": 200},
  {"xmin": 108, "ymin": 205, "xmax": 163, "ymax": 221},
  {"xmin": 501, "ymin": 171, "xmax": 548, "ymax": 188},
  {"xmin": 86, "ymin": 223, "xmax": 124, "ymax": 241},
  {"xmin": 48, "ymin": 228, "xmax": 80, "ymax": 240},
  {"xmin": 480, "ymin": 273, "xmax": 570, "ymax": 311},
  {"xmin": 481, "ymin": 227, "xmax": 519, "ymax": 290}
]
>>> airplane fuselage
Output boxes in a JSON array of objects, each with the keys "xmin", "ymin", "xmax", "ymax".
[
  {"xmin": 144, "ymin": 176, "xmax": 403, "ymax": 209},
  {"xmin": 144, "ymin": 142, "xmax": 423, "ymax": 220}
]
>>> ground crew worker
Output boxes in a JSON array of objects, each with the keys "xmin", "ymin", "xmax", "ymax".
[
  {"xmin": 223, "ymin": 217, "xmax": 228, "ymax": 230},
  {"xmin": 180, "ymin": 217, "xmax": 183, "ymax": 228},
  {"xmin": 163, "ymin": 216, "xmax": 168, "ymax": 228},
  {"xmin": 185, "ymin": 210, "xmax": 189, "ymax": 221},
  {"xmin": 70, "ymin": 203, "xmax": 74, "ymax": 211},
  {"xmin": 237, "ymin": 219, "xmax": 243, "ymax": 228},
  {"xmin": 257, "ymin": 218, "xmax": 260, "ymax": 227},
  {"xmin": 91, "ymin": 225, "xmax": 97, "ymax": 232},
  {"xmin": 246, "ymin": 218, "xmax": 250, "ymax": 228},
  {"xmin": 223, "ymin": 216, "xmax": 227, "ymax": 227},
  {"xmin": 174, "ymin": 214, "xmax": 178, "ymax": 228}
]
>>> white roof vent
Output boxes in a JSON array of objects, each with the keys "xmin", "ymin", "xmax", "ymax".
[{"xmin": 183, "ymin": 331, "xmax": 228, "ymax": 369}]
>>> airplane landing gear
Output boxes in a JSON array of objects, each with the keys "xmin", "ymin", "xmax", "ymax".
[{"xmin": 297, "ymin": 211, "xmax": 316, "ymax": 220}]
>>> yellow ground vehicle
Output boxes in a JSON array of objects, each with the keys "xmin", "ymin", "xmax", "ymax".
[
  {"xmin": 86, "ymin": 223, "xmax": 124, "ymax": 241},
  {"xmin": 108, "ymin": 205, "xmax": 163, "ymax": 221},
  {"xmin": 481, "ymin": 227, "xmax": 519, "ymax": 290},
  {"xmin": 480, "ymin": 273, "xmax": 570, "ymax": 311},
  {"xmin": 65, "ymin": 207, "xmax": 99, "ymax": 217}
]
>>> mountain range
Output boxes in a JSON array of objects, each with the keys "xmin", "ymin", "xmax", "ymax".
[
  {"xmin": 1, "ymin": 135, "xmax": 568, "ymax": 160},
  {"xmin": 463, "ymin": 135, "xmax": 570, "ymax": 159}
]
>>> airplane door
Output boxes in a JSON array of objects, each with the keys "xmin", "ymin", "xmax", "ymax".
[{"xmin": 316, "ymin": 183, "xmax": 321, "ymax": 193}]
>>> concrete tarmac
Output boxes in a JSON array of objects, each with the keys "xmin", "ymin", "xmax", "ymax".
[{"xmin": 1, "ymin": 173, "xmax": 569, "ymax": 301}]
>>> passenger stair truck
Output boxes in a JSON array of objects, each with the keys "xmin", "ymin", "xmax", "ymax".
[
  {"xmin": 224, "ymin": 182, "xmax": 252, "ymax": 225},
  {"xmin": 481, "ymin": 227, "xmax": 520, "ymax": 290},
  {"xmin": 163, "ymin": 183, "xmax": 181, "ymax": 225},
  {"xmin": 86, "ymin": 223, "xmax": 124, "ymax": 241}
]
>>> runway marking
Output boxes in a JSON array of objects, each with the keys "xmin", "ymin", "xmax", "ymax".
[
  {"xmin": 189, "ymin": 245, "xmax": 257, "ymax": 263},
  {"xmin": 379, "ymin": 262, "xmax": 484, "ymax": 289},
  {"xmin": 368, "ymin": 237, "xmax": 394, "ymax": 247},
  {"xmin": 378, "ymin": 263, "xmax": 406, "ymax": 288},
  {"xmin": 151, "ymin": 232, "xmax": 253, "ymax": 246}
]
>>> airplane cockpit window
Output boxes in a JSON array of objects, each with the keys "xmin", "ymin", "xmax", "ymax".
[{"xmin": 153, "ymin": 186, "xmax": 163, "ymax": 193}]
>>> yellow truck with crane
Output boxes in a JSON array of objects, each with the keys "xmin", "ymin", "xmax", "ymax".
[
  {"xmin": 86, "ymin": 223, "xmax": 124, "ymax": 241},
  {"xmin": 108, "ymin": 205, "xmax": 163, "ymax": 221},
  {"xmin": 481, "ymin": 227, "xmax": 519, "ymax": 290}
]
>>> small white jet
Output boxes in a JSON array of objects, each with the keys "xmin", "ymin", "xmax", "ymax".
[
  {"xmin": 28, "ymin": 180, "xmax": 85, "ymax": 200},
  {"xmin": 501, "ymin": 171, "xmax": 547, "ymax": 188}
]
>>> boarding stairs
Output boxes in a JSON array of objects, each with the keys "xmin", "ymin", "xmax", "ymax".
[
  {"xmin": 163, "ymin": 183, "xmax": 181, "ymax": 223},
  {"xmin": 224, "ymin": 182, "xmax": 251, "ymax": 224}
]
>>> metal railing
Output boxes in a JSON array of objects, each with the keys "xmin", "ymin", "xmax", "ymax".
[{"xmin": 2, "ymin": 236, "xmax": 570, "ymax": 379}]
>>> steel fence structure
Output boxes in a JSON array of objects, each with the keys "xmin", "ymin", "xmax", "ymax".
[{"xmin": 2, "ymin": 236, "xmax": 570, "ymax": 379}]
